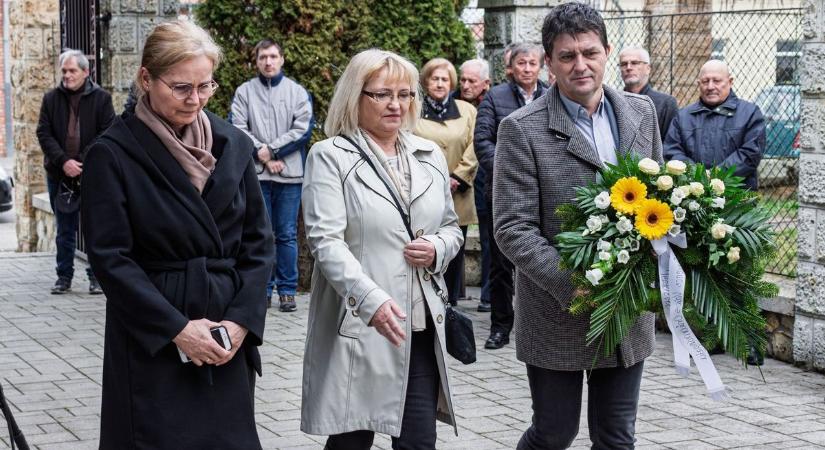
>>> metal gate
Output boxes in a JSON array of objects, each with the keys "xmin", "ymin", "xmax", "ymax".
[
  {"xmin": 59, "ymin": 0, "xmax": 101, "ymax": 83},
  {"xmin": 603, "ymin": 9, "xmax": 803, "ymax": 277}
]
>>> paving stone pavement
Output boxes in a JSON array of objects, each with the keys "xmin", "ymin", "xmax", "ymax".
[{"xmin": 0, "ymin": 252, "xmax": 824, "ymax": 449}]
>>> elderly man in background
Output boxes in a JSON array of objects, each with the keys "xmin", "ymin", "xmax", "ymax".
[
  {"xmin": 456, "ymin": 59, "xmax": 491, "ymax": 107},
  {"xmin": 664, "ymin": 59, "xmax": 766, "ymax": 190},
  {"xmin": 619, "ymin": 46, "xmax": 678, "ymax": 137},
  {"xmin": 474, "ymin": 42, "xmax": 547, "ymax": 349},
  {"xmin": 37, "ymin": 49, "xmax": 115, "ymax": 295}
]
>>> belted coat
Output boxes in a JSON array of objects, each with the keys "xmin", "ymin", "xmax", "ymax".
[
  {"xmin": 81, "ymin": 112, "xmax": 274, "ymax": 449},
  {"xmin": 300, "ymin": 132, "xmax": 463, "ymax": 437}
]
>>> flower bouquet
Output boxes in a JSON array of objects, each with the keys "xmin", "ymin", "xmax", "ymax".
[{"xmin": 555, "ymin": 155, "xmax": 777, "ymax": 399}]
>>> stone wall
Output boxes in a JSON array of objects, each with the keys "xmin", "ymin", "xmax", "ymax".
[
  {"xmin": 9, "ymin": 0, "xmax": 59, "ymax": 252},
  {"xmin": 794, "ymin": 0, "xmax": 825, "ymax": 371},
  {"xmin": 1, "ymin": 3, "xmax": 7, "ymax": 157}
]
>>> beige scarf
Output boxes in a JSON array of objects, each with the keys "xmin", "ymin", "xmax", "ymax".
[
  {"xmin": 135, "ymin": 94, "xmax": 215, "ymax": 193},
  {"xmin": 358, "ymin": 129, "xmax": 428, "ymax": 332}
]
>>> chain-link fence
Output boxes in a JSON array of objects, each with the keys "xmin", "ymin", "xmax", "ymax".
[
  {"xmin": 461, "ymin": 4, "xmax": 485, "ymax": 58},
  {"xmin": 603, "ymin": 8, "xmax": 802, "ymax": 277}
]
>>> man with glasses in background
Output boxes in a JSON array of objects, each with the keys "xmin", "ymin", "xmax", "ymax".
[
  {"xmin": 231, "ymin": 38, "xmax": 314, "ymax": 311},
  {"xmin": 37, "ymin": 49, "xmax": 115, "ymax": 295},
  {"xmin": 619, "ymin": 46, "xmax": 678, "ymax": 137}
]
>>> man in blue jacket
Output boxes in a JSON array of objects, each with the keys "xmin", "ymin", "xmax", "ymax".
[
  {"xmin": 474, "ymin": 43, "xmax": 546, "ymax": 349},
  {"xmin": 231, "ymin": 39, "xmax": 314, "ymax": 311},
  {"xmin": 664, "ymin": 60, "xmax": 766, "ymax": 190}
]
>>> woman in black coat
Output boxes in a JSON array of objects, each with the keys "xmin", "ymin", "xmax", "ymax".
[{"xmin": 81, "ymin": 21, "xmax": 273, "ymax": 449}]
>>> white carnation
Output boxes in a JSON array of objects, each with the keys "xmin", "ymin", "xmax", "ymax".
[{"xmin": 594, "ymin": 191, "xmax": 611, "ymax": 209}]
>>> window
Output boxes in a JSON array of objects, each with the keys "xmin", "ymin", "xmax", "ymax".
[{"xmin": 776, "ymin": 40, "xmax": 801, "ymax": 85}]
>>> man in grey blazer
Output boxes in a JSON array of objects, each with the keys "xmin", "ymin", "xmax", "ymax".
[{"xmin": 493, "ymin": 3, "xmax": 663, "ymax": 449}]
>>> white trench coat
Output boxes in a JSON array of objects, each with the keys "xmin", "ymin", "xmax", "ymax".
[{"xmin": 300, "ymin": 132, "xmax": 463, "ymax": 437}]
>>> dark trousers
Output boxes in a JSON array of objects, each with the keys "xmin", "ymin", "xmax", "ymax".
[
  {"xmin": 517, "ymin": 361, "xmax": 645, "ymax": 450},
  {"xmin": 444, "ymin": 226, "xmax": 468, "ymax": 304},
  {"xmin": 477, "ymin": 211, "xmax": 491, "ymax": 303},
  {"xmin": 486, "ymin": 197, "xmax": 514, "ymax": 335},
  {"xmin": 325, "ymin": 325, "xmax": 439, "ymax": 450},
  {"xmin": 46, "ymin": 176, "xmax": 93, "ymax": 281}
]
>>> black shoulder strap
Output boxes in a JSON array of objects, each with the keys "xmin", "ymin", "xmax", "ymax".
[{"xmin": 339, "ymin": 134, "xmax": 414, "ymax": 241}]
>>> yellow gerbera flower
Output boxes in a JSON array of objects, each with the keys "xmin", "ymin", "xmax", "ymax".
[
  {"xmin": 635, "ymin": 199, "xmax": 674, "ymax": 240},
  {"xmin": 610, "ymin": 177, "xmax": 647, "ymax": 215}
]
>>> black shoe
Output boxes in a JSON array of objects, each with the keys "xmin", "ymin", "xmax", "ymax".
[
  {"xmin": 51, "ymin": 277, "xmax": 71, "ymax": 295},
  {"xmin": 89, "ymin": 278, "xmax": 103, "ymax": 295},
  {"xmin": 279, "ymin": 295, "xmax": 297, "ymax": 312},
  {"xmin": 477, "ymin": 301, "xmax": 491, "ymax": 312},
  {"xmin": 747, "ymin": 345, "xmax": 764, "ymax": 366},
  {"xmin": 484, "ymin": 331, "xmax": 509, "ymax": 349}
]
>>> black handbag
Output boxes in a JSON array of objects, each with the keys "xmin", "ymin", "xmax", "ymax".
[{"xmin": 339, "ymin": 135, "xmax": 477, "ymax": 364}]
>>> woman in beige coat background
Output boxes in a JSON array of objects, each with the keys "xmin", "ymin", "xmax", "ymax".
[
  {"xmin": 301, "ymin": 49, "xmax": 463, "ymax": 449},
  {"xmin": 414, "ymin": 58, "xmax": 478, "ymax": 307}
]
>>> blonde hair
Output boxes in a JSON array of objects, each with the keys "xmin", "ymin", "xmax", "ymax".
[
  {"xmin": 420, "ymin": 58, "xmax": 457, "ymax": 92},
  {"xmin": 134, "ymin": 20, "xmax": 222, "ymax": 97},
  {"xmin": 324, "ymin": 49, "xmax": 421, "ymax": 137}
]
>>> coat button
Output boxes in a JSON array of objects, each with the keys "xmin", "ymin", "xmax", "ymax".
[
  {"xmin": 352, "ymin": 310, "xmax": 359, "ymax": 317},
  {"xmin": 423, "ymin": 273, "xmax": 431, "ymax": 281},
  {"xmin": 436, "ymin": 314, "xmax": 443, "ymax": 324},
  {"xmin": 415, "ymin": 229, "xmax": 424, "ymax": 238},
  {"xmin": 348, "ymin": 297, "xmax": 356, "ymax": 306}
]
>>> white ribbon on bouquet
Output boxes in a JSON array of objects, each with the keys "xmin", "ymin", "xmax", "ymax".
[{"xmin": 652, "ymin": 233, "xmax": 729, "ymax": 401}]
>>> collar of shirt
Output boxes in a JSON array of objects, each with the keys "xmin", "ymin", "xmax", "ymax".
[
  {"xmin": 559, "ymin": 90, "xmax": 619, "ymax": 167},
  {"xmin": 516, "ymin": 83, "xmax": 538, "ymax": 105}
]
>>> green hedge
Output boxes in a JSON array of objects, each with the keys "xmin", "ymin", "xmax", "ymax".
[{"xmin": 196, "ymin": 0, "xmax": 475, "ymax": 134}]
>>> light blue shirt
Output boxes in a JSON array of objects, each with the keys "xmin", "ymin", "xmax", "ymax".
[{"xmin": 559, "ymin": 91, "xmax": 619, "ymax": 166}]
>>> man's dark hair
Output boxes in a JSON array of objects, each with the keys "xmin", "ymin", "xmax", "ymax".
[
  {"xmin": 541, "ymin": 2, "xmax": 608, "ymax": 56},
  {"xmin": 254, "ymin": 39, "xmax": 283, "ymax": 58}
]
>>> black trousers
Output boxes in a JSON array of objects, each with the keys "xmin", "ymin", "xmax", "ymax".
[
  {"xmin": 325, "ymin": 325, "xmax": 440, "ymax": 450},
  {"xmin": 517, "ymin": 361, "xmax": 645, "ymax": 450},
  {"xmin": 486, "ymin": 197, "xmax": 514, "ymax": 335},
  {"xmin": 444, "ymin": 226, "xmax": 468, "ymax": 304}
]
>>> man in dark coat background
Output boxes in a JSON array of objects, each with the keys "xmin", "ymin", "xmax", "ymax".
[
  {"xmin": 493, "ymin": 3, "xmax": 662, "ymax": 448},
  {"xmin": 474, "ymin": 42, "xmax": 546, "ymax": 350},
  {"xmin": 36, "ymin": 48, "xmax": 115, "ymax": 295},
  {"xmin": 664, "ymin": 59, "xmax": 766, "ymax": 190},
  {"xmin": 619, "ymin": 46, "xmax": 679, "ymax": 137}
]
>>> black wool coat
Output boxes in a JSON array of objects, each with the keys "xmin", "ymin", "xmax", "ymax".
[{"xmin": 81, "ymin": 111, "xmax": 274, "ymax": 450}]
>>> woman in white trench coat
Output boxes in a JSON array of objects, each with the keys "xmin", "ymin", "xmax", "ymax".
[{"xmin": 301, "ymin": 49, "xmax": 463, "ymax": 449}]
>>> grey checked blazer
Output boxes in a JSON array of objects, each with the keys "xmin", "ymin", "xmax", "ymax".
[{"xmin": 493, "ymin": 85, "xmax": 663, "ymax": 371}]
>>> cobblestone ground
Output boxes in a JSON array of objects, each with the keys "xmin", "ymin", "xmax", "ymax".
[{"xmin": 1, "ymin": 253, "xmax": 824, "ymax": 449}]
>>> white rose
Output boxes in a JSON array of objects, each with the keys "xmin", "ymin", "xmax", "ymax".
[
  {"xmin": 598, "ymin": 214, "xmax": 610, "ymax": 225},
  {"xmin": 668, "ymin": 224, "xmax": 681, "ymax": 236},
  {"xmin": 594, "ymin": 191, "xmax": 611, "ymax": 209},
  {"xmin": 629, "ymin": 238, "xmax": 641, "ymax": 252},
  {"xmin": 711, "ymin": 222, "xmax": 728, "ymax": 240},
  {"xmin": 617, "ymin": 250, "xmax": 630, "ymax": 264},
  {"xmin": 673, "ymin": 207, "xmax": 687, "ymax": 223},
  {"xmin": 638, "ymin": 158, "xmax": 661, "ymax": 175},
  {"xmin": 597, "ymin": 239, "xmax": 612, "ymax": 252},
  {"xmin": 586, "ymin": 216, "xmax": 603, "ymax": 233},
  {"xmin": 688, "ymin": 200, "xmax": 701, "ymax": 211},
  {"xmin": 711, "ymin": 197, "xmax": 726, "ymax": 209},
  {"xmin": 599, "ymin": 251, "xmax": 612, "ymax": 261},
  {"xmin": 710, "ymin": 178, "xmax": 725, "ymax": 196},
  {"xmin": 670, "ymin": 189, "xmax": 686, "ymax": 206},
  {"xmin": 666, "ymin": 160, "xmax": 687, "ymax": 176},
  {"xmin": 656, "ymin": 175, "xmax": 674, "ymax": 191},
  {"xmin": 727, "ymin": 246, "xmax": 741, "ymax": 264},
  {"xmin": 689, "ymin": 182, "xmax": 705, "ymax": 197},
  {"xmin": 616, "ymin": 216, "xmax": 634, "ymax": 234},
  {"xmin": 585, "ymin": 268, "xmax": 604, "ymax": 286}
]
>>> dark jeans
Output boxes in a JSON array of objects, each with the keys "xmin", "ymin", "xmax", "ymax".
[
  {"xmin": 444, "ymin": 226, "xmax": 467, "ymax": 304},
  {"xmin": 46, "ymin": 176, "xmax": 93, "ymax": 281},
  {"xmin": 476, "ymin": 211, "xmax": 491, "ymax": 303},
  {"xmin": 259, "ymin": 181, "xmax": 301, "ymax": 297},
  {"xmin": 517, "ymin": 361, "xmax": 645, "ymax": 450},
  {"xmin": 486, "ymin": 197, "xmax": 514, "ymax": 335},
  {"xmin": 325, "ymin": 325, "xmax": 439, "ymax": 450}
]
